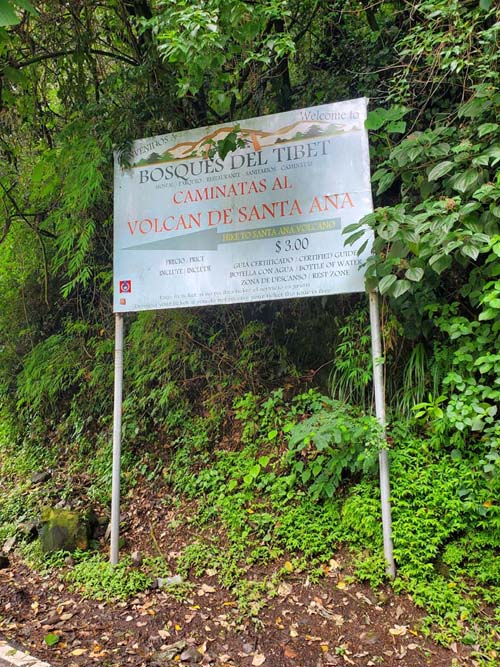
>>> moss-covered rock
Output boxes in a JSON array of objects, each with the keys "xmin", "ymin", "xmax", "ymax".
[{"xmin": 39, "ymin": 508, "xmax": 91, "ymax": 553}]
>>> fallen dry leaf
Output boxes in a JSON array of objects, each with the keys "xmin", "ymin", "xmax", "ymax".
[
  {"xmin": 252, "ymin": 652, "xmax": 266, "ymax": 666},
  {"xmin": 277, "ymin": 582, "xmax": 292, "ymax": 597},
  {"xmin": 60, "ymin": 613, "xmax": 74, "ymax": 621},
  {"xmin": 198, "ymin": 583, "xmax": 216, "ymax": 595},
  {"xmin": 355, "ymin": 592, "xmax": 374, "ymax": 606}
]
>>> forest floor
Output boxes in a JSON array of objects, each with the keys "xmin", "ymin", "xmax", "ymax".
[{"xmin": 0, "ymin": 485, "xmax": 476, "ymax": 667}]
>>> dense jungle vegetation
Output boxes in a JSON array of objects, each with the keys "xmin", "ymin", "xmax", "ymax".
[{"xmin": 0, "ymin": 0, "xmax": 499, "ymax": 663}]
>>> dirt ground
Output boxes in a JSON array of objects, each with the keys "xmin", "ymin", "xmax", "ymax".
[{"xmin": 0, "ymin": 486, "xmax": 477, "ymax": 667}]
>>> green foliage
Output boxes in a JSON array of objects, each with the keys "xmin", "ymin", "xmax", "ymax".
[
  {"xmin": 365, "ymin": 105, "xmax": 408, "ymax": 135},
  {"xmin": 328, "ymin": 306, "xmax": 372, "ymax": 409},
  {"xmin": 168, "ymin": 390, "xmax": 499, "ymax": 658},
  {"xmin": 66, "ymin": 553, "xmax": 167, "ymax": 602},
  {"xmin": 0, "ymin": 411, "xmax": 55, "ymax": 544},
  {"xmin": 16, "ymin": 330, "xmax": 85, "ymax": 415},
  {"xmin": 389, "ymin": 0, "xmax": 499, "ymax": 107},
  {"xmin": 43, "ymin": 633, "xmax": 59, "ymax": 647},
  {"xmin": 352, "ymin": 550, "xmax": 387, "ymax": 589},
  {"xmin": 286, "ymin": 399, "xmax": 381, "ymax": 499},
  {"xmin": 145, "ymin": 0, "xmax": 296, "ymax": 112},
  {"xmin": 274, "ymin": 498, "xmax": 341, "ymax": 561},
  {"xmin": 342, "ymin": 3, "xmax": 500, "ymax": 532},
  {"xmin": 85, "ymin": 434, "xmax": 139, "ymax": 507}
]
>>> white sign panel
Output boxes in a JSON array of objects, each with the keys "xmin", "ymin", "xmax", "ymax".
[{"xmin": 113, "ymin": 98, "xmax": 373, "ymax": 312}]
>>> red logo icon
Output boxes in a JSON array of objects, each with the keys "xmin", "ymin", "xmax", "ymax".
[{"xmin": 119, "ymin": 280, "xmax": 132, "ymax": 293}]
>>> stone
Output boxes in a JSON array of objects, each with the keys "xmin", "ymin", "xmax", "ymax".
[
  {"xmin": 179, "ymin": 645, "xmax": 203, "ymax": 663},
  {"xmin": 2, "ymin": 536, "xmax": 16, "ymax": 553},
  {"xmin": 130, "ymin": 550, "xmax": 143, "ymax": 566},
  {"xmin": 156, "ymin": 574, "xmax": 183, "ymax": 588},
  {"xmin": 17, "ymin": 520, "xmax": 39, "ymax": 541},
  {"xmin": 54, "ymin": 499, "xmax": 70, "ymax": 510},
  {"xmin": 45, "ymin": 612, "xmax": 60, "ymax": 625},
  {"xmin": 30, "ymin": 470, "xmax": 52, "ymax": 484},
  {"xmin": 39, "ymin": 507, "xmax": 92, "ymax": 553},
  {"xmin": 242, "ymin": 643, "xmax": 254, "ymax": 655},
  {"xmin": 151, "ymin": 640, "xmax": 187, "ymax": 663}
]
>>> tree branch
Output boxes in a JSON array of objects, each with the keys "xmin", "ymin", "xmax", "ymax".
[{"xmin": 12, "ymin": 48, "xmax": 139, "ymax": 69}]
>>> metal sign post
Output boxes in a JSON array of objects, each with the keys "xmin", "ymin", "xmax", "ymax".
[
  {"xmin": 368, "ymin": 290, "xmax": 396, "ymax": 579},
  {"xmin": 110, "ymin": 312, "xmax": 124, "ymax": 565}
]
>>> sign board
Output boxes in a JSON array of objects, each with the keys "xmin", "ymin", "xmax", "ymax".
[
  {"xmin": 110, "ymin": 100, "xmax": 395, "ymax": 577},
  {"xmin": 113, "ymin": 98, "xmax": 373, "ymax": 312}
]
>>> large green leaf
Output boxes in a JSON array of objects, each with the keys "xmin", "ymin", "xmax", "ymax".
[
  {"xmin": 392, "ymin": 279, "xmax": 411, "ymax": 298},
  {"xmin": 405, "ymin": 267, "xmax": 424, "ymax": 282},
  {"xmin": 428, "ymin": 161, "xmax": 455, "ymax": 181},
  {"xmin": 429, "ymin": 253, "xmax": 452, "ymax": 274},
  {"xmin": 376, "ymin": 171, "xmax": 396, "ymax": 195},
  {"xmin": 478, "ymin": 123, "xmax": 498, "ymax": 138},
  {"xmin": 483, "ymin": 145, "xmax": 500, "ymax": 165},
  {"xmin": 0, "ymin": 0, "xmax": 36, "ymax": 25},
  {"xmin": 13, "ymin": 0, "xmax": 36, "ymax": 11},
  {"xmin": 449, "ymin": 169, "xmax": 481, "ymax": 194},
  {"xmin": 0, "ymin": 1, "xmax": 18, "ymax": 25},
  {"xmin": 458, "ymin": 96, "xmax": 492, "ymax": 118},
  {"xmin": 461, "ymin": 245, "xmax": 480, "ymax": 261},
  {"xmin": 365, "ymin": 108, "xmax": 387, "ymax": 131},
  {"xmin": 378, "ymin": 274, "xmax": 397, "ymax": 294},
  {"xmin": 386, "ymin": 120, "xmax": 406, "ymax": 134}
]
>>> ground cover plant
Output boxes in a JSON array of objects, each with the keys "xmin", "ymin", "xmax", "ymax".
[{"xmin": 2, "ymin": 385, "xmax": 500, "ymax": 664}]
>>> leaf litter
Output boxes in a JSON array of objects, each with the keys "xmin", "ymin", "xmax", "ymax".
[{"xmin": 0, "ymin": 487, "xmax": 479, "ymax": 667}]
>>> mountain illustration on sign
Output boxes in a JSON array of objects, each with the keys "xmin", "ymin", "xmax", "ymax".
[{"xmin": 132, "ymin": 120, "xmax": 360, "ymax": 168}]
